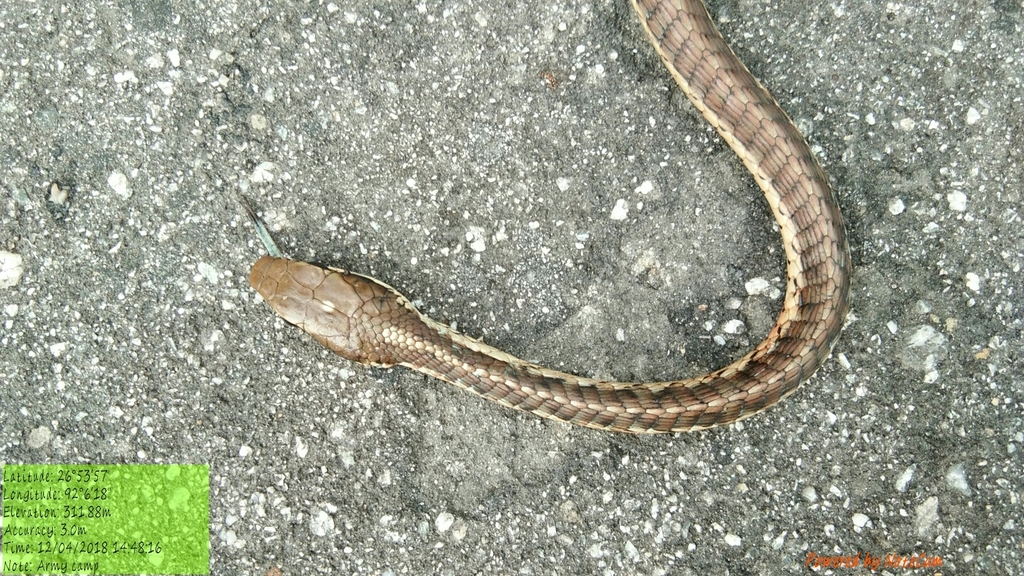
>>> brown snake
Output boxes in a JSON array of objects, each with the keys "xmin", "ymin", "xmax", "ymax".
[{"xmin": 247, "ymin": 0, "xmax": 851, "ymax": 433}]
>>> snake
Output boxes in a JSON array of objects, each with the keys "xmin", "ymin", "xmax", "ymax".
[{"xmin": 246, "ymin": 0, "xmax": 851, "ymax": 433}]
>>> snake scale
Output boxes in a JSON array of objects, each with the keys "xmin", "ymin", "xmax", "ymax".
[{"xmin": 247, "ymin": 0, "xmax": 851, "ymax": 433}]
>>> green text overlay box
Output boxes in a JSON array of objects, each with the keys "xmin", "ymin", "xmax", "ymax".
[{"xmin": 2, "ymin": 464, "xmax": 209, "ymax": 575}]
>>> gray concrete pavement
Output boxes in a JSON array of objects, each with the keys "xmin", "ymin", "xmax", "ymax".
[{"xmin": 1, "ymin": 0, "xmax": 1021, "ymax": 573}]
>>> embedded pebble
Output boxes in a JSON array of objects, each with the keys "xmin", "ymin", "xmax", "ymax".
[
  {"xmin": 196, "ymin": 262, "xmax": 219, "ymax": 284},
  {"xmin": 310, "ymin": 510, "xmax": 334, "ymax": 536},
  {"xmin": 852, "ymin": 513, "xmax": 871, "ymax": 529},
  {"xmin": 724, "ymin": 534, "xmax": 742, "ymax": 546},
  {"xmin": 610, "ymin": 199, "xmax": 629, "ymax": 220},
  {"xmin": 945, "ymin": 463, "xmax": 971, "ymax": 496},
  {"xmin": 435, "ymin": 511, "xmax": 455, "ymax": 533},
  {"xmin": 901, "ymin": 325, "xmax": 948, "ymax": 372},
  {"xmin": 107, "ymin": 171, "xmax": 130, "ymax": 199},
  {"xmin": 466, "ymin": 227, "xmax": 487, "ymax": 252},
  {"xmin": 10, "ymin": 188, "xmax": 30, "ymax": 206},
  {"xmin": 745, "ymin": 277, "xmax": 770, "ymax": 294},
  {"xmin": 0, "ymin": 251, "xmax": 25, "ymax": 288},
  {"xmin": 339, "ymin": 451, "xmax": 355, "ymax": 468},
  {"xmin": 49, "ymin": 182, "xmax": 69, "ymax": 205},
  {"xmin": 556, "ymin": 177, "xmax": 572, "ymax": 192},
  {"xmin": 250, "ymin": 162, "xmax": 276, "ymax": 183},
  {"xmin": 947, "ymin": 190, "xmax": 967, "ymax": 211},
  {"xmin": 623, "ymin": 541, "xmax": 639, "ymax": 561},
  {"xmin": 201, "ymin": 329, "xmax": 223, "ymax": 352},
  {"xmin": 113, "ymin": 70, "xmax": 137, "ymax": 84},
  {"xmin": 634, "ymin": 180, "xmax": 654, "ymax": 194},
  {"xmin": 744, "ymin": 277, "xmax": 781, "ymax": 299},
  {"xmin": 964, "ymin": 272, "xmax": 981, "ymax": 293},
  {"xmin": 965, "ymin": 107, "xmax": 981, "ymax": 125},
  {"xmin": 895, "ymin": 464, "xmax": 916, "ymax": 492},
  {"xmin": 722, "ymin": 319, "xmax": 746, "ymax": 334},
  {"xmin": 915, "ymin": 496, "xmax": 940, "ymax": 536},
  {"xmin": 801, "ymin": 486, "xmax": 818, "ymax": 503},
  {"xmin": 26, "ymin": 426, "xmax": 53, "ymax": 449},
  {"xmin": 888, "ymin": 198, "xmax": 905, "ymax": 215},
  {"xmin": 295, "ymin": 436, "xmax": 308, "ymax": 458}
]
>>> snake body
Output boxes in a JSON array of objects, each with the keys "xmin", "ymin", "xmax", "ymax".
[{"xmin": 248, "ymin": 0, "xmax": 851, "ymax": 433}]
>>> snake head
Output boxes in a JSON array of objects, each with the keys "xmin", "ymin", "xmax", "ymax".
[{"xmin": 249, "ymin": 255, "xmax": 412, "ymax": 367}]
